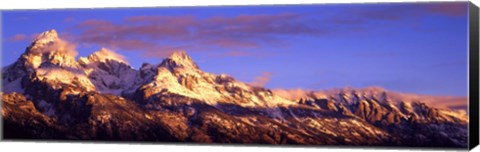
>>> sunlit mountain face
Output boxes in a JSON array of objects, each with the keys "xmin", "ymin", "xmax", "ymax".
[{"xmin": 1, "ymin": 29, "xmax": 469, "ymax": 148}]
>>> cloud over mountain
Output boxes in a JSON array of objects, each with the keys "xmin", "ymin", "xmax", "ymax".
[{"xmin": 250, "ymin": 72, "xmax": 273, "ymax": 87}]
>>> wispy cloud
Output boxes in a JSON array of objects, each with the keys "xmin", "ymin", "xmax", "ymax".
[
  {"xmin": 7, "ymin": 33, "xmax": 44, "ymax": 42},
  {"xmin": 204, "ymin": 50, "xmax": 272, "ymax": 59},
  {"xmin": 424, "ymin": 2, "xmax": 467, "ymax": 17},
  {"xmin": 31, "ymin": 36, "xmax": 78, "ymax": 57},
  {"xmin": 9, "ymin": 34, "xmax": 28, "ymax": 42},
  {"xmin": 64, "ymin": 2, "xmax": 467, "ymax": 58},
  {"xmin": 329, "ymin": 2, "xmax": 467, "ymax": 26},
  {"xmin": 272, "ymin": 88, "xmax": 315, "ymax": 101},
  {"xmin": 250, "ymin": 72, "xmax": 273, "ymax": 87},
  {"xmin": 70, "ymin": 13, "xmax": 327, "ymax": 58},
  {"xmin": 222, "ymin": 50, "xmax": 255, "ymax": 57}
]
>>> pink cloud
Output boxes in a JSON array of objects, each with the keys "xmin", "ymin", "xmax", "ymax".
[
  {"xmin": 77, "ymin": 19, "xmax": 112, "ymax": 27},
  {"xmin": 204, "ymin": 39, "xmax": 260, "ymax": 48},
  {"xmin": 71, "ymin": 13, "xmax": 328, "ymax": 58},
  {"xmin": 223, "ymin": 50, "xmax": 253, "ymax": 57},
  {"xmin": 250, "ymin": 72, "xmax": 272, "ymax": 87},
  {"xmin": 425, "ymin": 2, "xmax": 467, "ymax": 17},
  {"xmin": 9, "ymin": 34, "xmax": 28, "ymax": 42},
  {"xmin": 334, "ymin": 2, "xmax": 467, "ymax": 27},
  {"xmin": 197, "ymin": 13, "xmax": 325, "ymax": 38},
  {"xmin": 8, "ymin": 33, "xmax": 48, "ymax": 42},
  {"xmin": 272, "ymin": 88, "xmax": 314, "ymax": 101},
  {"xmin": 126, "ymin": 15, "xmax": 196, "ymax": 25},
  {"xmin": 203, "ymin": 50, "xmax": 274, "ymax": 59},
  {"xmin": 68, "ymin": 5, "xmax": 466, "ymax": 58},
  {"xmin": 141, "ymin": 45, "xmax": 192, "ymax": 58}
]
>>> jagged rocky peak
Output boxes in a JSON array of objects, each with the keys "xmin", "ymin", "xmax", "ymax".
[
  {"xmin": 337, "ymin": 86, "xmax": 385, "ymax": 95},
  {"xmin": 215, "ymin": 74, "xmax": 235, "ymax": 84},
  {"xmin": 2, "ymin": 29, "xmax": 75, "ymax": 89},
  {"xmin": 160, "ymin": 51, "xmax": 200, "ymax": 70},
  {"xmin": 338, "ymin": 86, "xmax": 388, "ymax": 100},
  {"xmin": 168, "ymin": 51, "xmax": 193, "ymax": 62},
  {"xmin": 21, "ymin": 29, "xmax": 79, "ymax": 69},
  {"xmin": 30, "ymin": 29, "xmax": 59, "ymax": 48}
]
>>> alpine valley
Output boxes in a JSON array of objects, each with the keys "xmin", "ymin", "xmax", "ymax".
[{"xmin": 1, "ymin": 30, "xmax": 469, "ymax": 148}]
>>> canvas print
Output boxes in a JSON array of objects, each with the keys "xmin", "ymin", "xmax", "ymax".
[{"xmin": 0, "ymin": 2, "xmax": 472, "ymax": 148}]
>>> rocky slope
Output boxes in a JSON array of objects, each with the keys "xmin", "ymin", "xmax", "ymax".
[{"xmin": 1, "ymin": 30, "xmax": 469, "ymax": 148}]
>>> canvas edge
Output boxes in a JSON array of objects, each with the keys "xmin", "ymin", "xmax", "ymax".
[
  {"xmin": 469, "ymin": 1, "xmax": 480, "ymax": 150},
  {"xmin": 0, "ymin": 1, "xmax": 475, "ymax": 150}
]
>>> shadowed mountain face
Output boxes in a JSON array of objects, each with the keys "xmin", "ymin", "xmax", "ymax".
[{"xmin": 1, "ymin": 30, "xmax": 469, "ymax": 148}]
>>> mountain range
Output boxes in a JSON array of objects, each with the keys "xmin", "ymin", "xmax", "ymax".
[{"xmin": 1, "ymin": 30, "xmax": 469, "ymax": 148}]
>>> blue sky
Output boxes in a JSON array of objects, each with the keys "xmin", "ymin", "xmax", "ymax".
[{"xmin": 1, "ymin": 2, "xmax": 469, "ymax": 96}]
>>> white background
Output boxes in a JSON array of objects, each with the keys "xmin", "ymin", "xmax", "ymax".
[{"xmin": 0, "ymin": 0, "xmax": 479, "ymax": 152}]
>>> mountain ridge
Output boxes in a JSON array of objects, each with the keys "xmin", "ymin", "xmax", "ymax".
[{"xmin": 1, "ymin": 29, "xmax": 469, "ymax": 148}]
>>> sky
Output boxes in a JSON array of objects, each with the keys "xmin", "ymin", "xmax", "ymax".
[{"xmin": 1, "ymin": 2, "xmax": 470, "ymax": 96}]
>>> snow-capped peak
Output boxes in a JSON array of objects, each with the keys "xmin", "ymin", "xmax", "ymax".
[
  {"xmin": 160, "ymin": 51, "xmax": 199, "ymax": 70},
  {"xmin": 79, "ymin": 48, "xmax": 128, "ymax": 65},
  {"xmin": 169, "ymin": 51, "xmax": 192, "ymax": 61},
  {"xmin": 33, "ymin": 29, "xmax": 59, "ymax": 44},
  {"xmin": 19, "ymin": 29, "xmax": 80, "ymax": 69},
  {"xmin": 77, "ymin": 48, "xmax": 136, "ymax": 96},
  {"xmin": 1, "ymin": 29, "xmax": 95, "ymax": 94}
]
